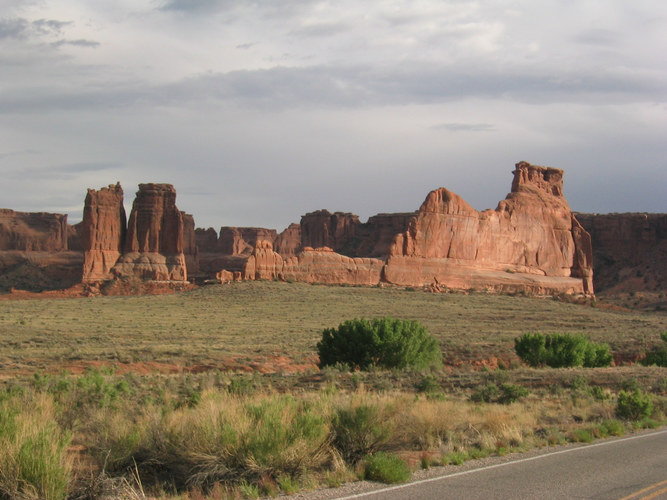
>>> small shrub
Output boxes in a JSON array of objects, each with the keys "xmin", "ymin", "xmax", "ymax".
[
  {"xmin": 317, "ymin": 318, "xmax": 442, "ymax": 371},
  {"xmin": 640, "ymin": 333, "xmax": 667, "ymax": 367},
  {"xmin": 497, "ymin": 384, "xmax": 529, "ymax": 404},
  {"xmin": 415, "ymin": 374, "xmax": 441, "ymax": 395},
  {"xmin": 514, "ymin": 333, "xmax": 612, "ymax": 368},
  {"xmin": 363, "ymin": 452, "xmax": 410, "ymax": 484},
  {"xmin": 332, "ymin": 404, "xmax": 393, "ymax": 462},
  {"xmin": 616, "ymin": 391, "xmax": 653, "ymax": 421},
  {"xmin": 597, "ymin": 419, "xmax": 625, "ymax": 437},
  {"xmin": 470, "ymin": 383, "xmax": 499, "ymax": 403}
]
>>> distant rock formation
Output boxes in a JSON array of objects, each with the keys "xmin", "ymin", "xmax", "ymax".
[
  {"xmin": 274, "ymin": 223, "xmax": 301, "ymax": 258},
  {"xmin": 241, "ymin": 241, "xmax": 384, "ymax": 285},
  {"xmin": 0, "ymin": 209, "xmax": 69, "ymax": 251},
  {"xmin": 111, "ymin": 184, "xmax": 189, "ymax": 281},
  {"xmin": 300, "ymin": 210, "xmax": 360, "ymax": 252},
  {"xmin": 576, "ymin": 212, "xmax": 667, "ymax": 292},
  {"xmin": 81, "ymin": 183, "xmax": 126, "ymax": 281},
  {"xmin": 384, "ymin": 162, "xmax": 594, "ymax": 294},
  {"xmin": 0, "ymin": 209, "xmax": 81, "ymax": 292}
]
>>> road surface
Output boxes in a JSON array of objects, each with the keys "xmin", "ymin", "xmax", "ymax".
[{"xmin": 294, "ymin": 429, "xmax": 667, "ymax": 500}]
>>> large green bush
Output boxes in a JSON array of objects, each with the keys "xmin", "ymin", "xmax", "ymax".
[
  {"xmin": 317, "ymin": 318, "xmax": 442, "ymax": 370},
  {"xmin": 514, "ymin": 333, "xmax": 612, "ymax": 368}
]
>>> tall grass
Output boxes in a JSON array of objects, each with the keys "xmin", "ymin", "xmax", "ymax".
[{"xmin": 0, "ymin": 393, "xmax": 72, "ymax": 500}]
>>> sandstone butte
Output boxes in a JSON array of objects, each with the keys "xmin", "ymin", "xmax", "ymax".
[
  {"xmin": 1, "ymin": 161, "xmax": 664, "ymax": 295},
  {"xmin": 240, "ymin": 162, "xmax": 594, "ymax": 295},
  {"xmin": 82, "ymin": 183, "xmax": 196, "ymax": 282}
]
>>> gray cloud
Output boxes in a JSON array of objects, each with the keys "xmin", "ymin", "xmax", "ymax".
[
  {"xmin": 0, "ymin": 18, "xmax": 28, "ymax": 38},
  {"xmin": 431, "ymin": 123, "xmax": 496, "ymax": 132},
  {"xmin": 51, "ymin": 38, "xmax": 100, "ymax": 48}
]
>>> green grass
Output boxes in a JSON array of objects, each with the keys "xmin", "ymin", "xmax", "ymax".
[{"xmin": 0, "ymin": 281, "xmax": 665, "ymax": 377}]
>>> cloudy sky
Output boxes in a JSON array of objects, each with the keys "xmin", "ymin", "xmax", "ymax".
[{"xmin": 1, "ymin": 0, "xmax": 665, "ymax": 231}]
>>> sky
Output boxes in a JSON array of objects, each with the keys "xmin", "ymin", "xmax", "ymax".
[{"xmin": 1, "ymin": 0, "xmax": 666, "ymax": 231}]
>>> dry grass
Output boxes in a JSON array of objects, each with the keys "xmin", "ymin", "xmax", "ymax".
[{"xmin": 0, "ymin": 281, "xmax": 665, "ymax": 377}]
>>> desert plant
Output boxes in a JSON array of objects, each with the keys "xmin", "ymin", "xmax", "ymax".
[
  {"xmin": 317, "ymin": 318, "xmax": 442, "ymax": 370},
  {"xmin": 514, "ymin": 333, "xmax": 612, "ymax": 368},
  {"xmin": 331, "ymin": 403, "xmax": 393, "ymax": 462},
  {"xmin": 362, "ymin": 452, "xmax": 410, "ymax": 484},
  {"xmin": 640, "ymin": 332, "xmax": 667, "ymax": 367},
  {"xmin": 0, "ymin": 394, "xmax": 72, "ymax": 500},
  {"xmin": 616, "ymin": 390, "xmax": 653, "ymax": 421}
]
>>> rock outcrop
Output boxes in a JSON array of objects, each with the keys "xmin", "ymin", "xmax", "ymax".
[
  {"xmin": 111, "ymin": 184, "xmax": 188, "ymax": 281},
  {"xmin": 242, "ymin": 241, "xmax": 384, "ymax": 285},
  {"xmin": 383, "ymin": 162, "xmax": 594, "ymax": 294},
  {"xmin": 576, "ymin": 213, "xmax": 667, "ymax": 292},
  {"xmin": 300, "ymin": 210, "xmax": 360, "ymax": 252},
  {"xmin": 274, "ymin": 223, "xmax": 301, "ymax": 258},
  {"xmin": 81, "ymin": 183, "xmax": 126, "ymax": 281},
  {"xmin": 0, "ymin": 209, "xmax": 69, "ymax": 251},
  {"xmin": 219, "ymin": 227, "xmax": 278, "ymax": 256}
]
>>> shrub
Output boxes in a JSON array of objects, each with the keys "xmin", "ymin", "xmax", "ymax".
[
  {"xmin": 0, "ymin": 394, "xmax": 72, "ymax": 500},
  {"xmin": 616, "ymin": 391, "xmax": 653, "ymax": 421},
  {"xmin": 640, "ymin": 332, "xmax": 667, "ymax": 367},
  {"xmin": 514, "ymin": 333, "xmax": 612, "ymax": 368},
  {"xmin": 317, "ymin": 318, "xmax": 442, "ymax": 371},
  {"xmin": 363, "ymin": 452, "xmax": 410, "ymax": 484},
  {"xmin": 470, "ymin": 383, "xmax": 528, "ymax": 404},
  {"xmin": 332, "ymin": 404, "xmax": 393, "ymax": 462}
]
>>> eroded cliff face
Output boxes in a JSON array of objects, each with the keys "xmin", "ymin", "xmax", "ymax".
[
  {"xmin": 112, "ymin": 184, "xmax": 188, "ymax": 281},
  {"xmin": 575, "ymin": 212, "xmax": 667, "ymax": 292},
  {"xmin": 383, "ymin": 162, "xmax": 594, "ymax": 293},
  {"xmin": 0, "ymin": 209, "xmax": 69, "ymax": 251},
  {"xmin": 300, "ymin": 210, "xmax": 360, "ymax": 252},
  {"xmin": 0, "ymin": 210, "xmax": 81, "ymax": 291},
  {"xmin": 242, "ymin": 241, "xmax": 383, "ymax": 285},
  {"xmin": 81, "ymin": 183, "xmax": 126, "ymax": 281}
]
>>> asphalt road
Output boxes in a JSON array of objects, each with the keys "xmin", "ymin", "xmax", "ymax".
[{"xmin": 298, "ymin": 429, "xmax": 667, "ymax": 500}]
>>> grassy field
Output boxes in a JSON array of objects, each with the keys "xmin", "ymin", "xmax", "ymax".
[
  {"xmin": 0, "ymin": 281, "xmax": 666, "ymax": 499},
  {"xmin": 0, "ymin": 281, "xmax": 665, "ymax": 377}
]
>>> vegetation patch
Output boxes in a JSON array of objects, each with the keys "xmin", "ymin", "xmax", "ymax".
[{"xmin": 514, "ymin": 332, "xmax": 613, "ymax": 368}]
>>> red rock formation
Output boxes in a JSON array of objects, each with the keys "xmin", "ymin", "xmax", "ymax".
[
  {"xmin": 243, "ymin": 240, "xmax": 284, "ymax": 280},
  {"xmin": 219, "ymin": 227, "xmax": 278, "ymax": 256},
  {"xmin": 81, "ymin": 183, "xmax": 126, "ymax": 281},
  {"xmin": 238, "ymin": 241, "xmax": 384, "ymax": 285},
  {"xmin": 274, "ymin": 223, "xmax": 301, "ymax": 258},
  {"xmin": 300, "ymin": 210, "xmax": 360, "ymax": 252},
  {"xmin": 343, "ymin": 212, "xmax": 416, "ymax": 257},
  {"xmin": 384, "ymin": 162, "xmax": 593, "ymax": 294},
  {"xmin": 575, "ymin": 212, "xmax": 667, "ymax": 292},
  {"xmin": 195, "ymin": 228, "xmax": 218, "ymax": 253},
  {"xmin": 282, "ymin": 247, "xmax": 384, "ymax": 285},
  {"xmin": 0, "ymin": 209, "xmax": 69, "ymax": 251},
  {"xmin": 112, "ymin": 183, "xmax": 188, "ymax": 281},
  {"xmin": 182, "ymin": 212, "xmax": 199, "ymax": 277}
]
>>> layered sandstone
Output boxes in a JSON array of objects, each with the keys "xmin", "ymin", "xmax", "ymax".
[
  {"xmin": 281, "ymin": 247, "xmax": 383, "ymax": 285},
  {"xmin": 111, "ymin": 184, "xmax": 188, "ymax": 281},
  {"xmin": 0, "ymin": 209, "xmax": 69, "ymax": 251},
  {"xmin": 182, "ymin": 212, "xmax": 199, "ymax": 277},
  {"xmin": 300, "ymin": 210, "xmax": 360, "ymax": 252},
  {"xmin": 219, "ymin": 227, "xmax": 278, "ymax": 256},
  {"xmin": 274, "ymin": 223, "xmax": 301, "ymax": 258},
  {"xmin": 384, "ymin": 162, "xmax": 593, "ymax": 294},
  {"xmin": 81, "ymin": 183, "xmax": 126, "ymax": 281},
  {"xmin": 241, "ymin": 241, "xmax": 383, "ymax": 285},
  {"xmin": 576, "ymin": 213, "xmax": 667, "ymax": 292}
]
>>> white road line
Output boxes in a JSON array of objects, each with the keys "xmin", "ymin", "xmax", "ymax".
[{"xmin": 336, "ymin": 429, "xmax": 667, "ymax": 500}]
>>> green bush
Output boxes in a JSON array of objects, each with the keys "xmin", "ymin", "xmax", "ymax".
[
  {"xmin": 332, "ymin": 404, "xmax": 393, "ymax": 462},
  {"xmin": 616, "ymin": 391, "xmax": 653, "ymax": 421},
  {"xmin": 317, "ymin": 318, "xmax": 442, "ymax": 371},
  {"xmin": 514, "ymin": 333, "xmax": 612, "ymax": 368},
  {"xmin": 363, "ymin": 452, "xmax": 411, "ymax": 484},
  {"xmin": 470, "ymin": 383, "xmax": 528, "ymax": 404},
  {"xmin": 640, "ymin": 332, "xmax": 667, "ymax": 367}
]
